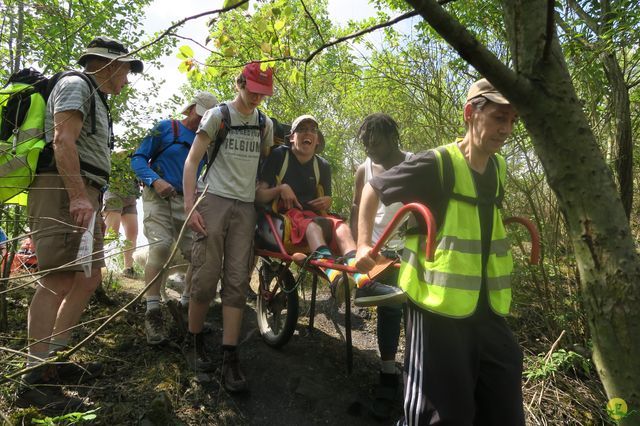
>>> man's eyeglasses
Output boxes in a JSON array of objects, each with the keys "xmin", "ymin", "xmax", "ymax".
[{"xmin": 295, "ymin": 126, "xmax": 318, "ymax": 134}]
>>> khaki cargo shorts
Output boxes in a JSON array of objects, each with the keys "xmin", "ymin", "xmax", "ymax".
[
  {"xmin": 190, "ymin": 193, "xmax": 256, "ymax": 308},
  {"xmin": 27, "ymin": 173, "xmax": 105, "ymax": 272},
  {"xmin": 141, "ymin": 186, "xmax": 193, "ymax": 268}
]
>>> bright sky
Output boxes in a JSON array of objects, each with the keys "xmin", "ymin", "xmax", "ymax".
[{"xmin": 134, "ymin": 0, "xmax": 377, "ymax": 120}]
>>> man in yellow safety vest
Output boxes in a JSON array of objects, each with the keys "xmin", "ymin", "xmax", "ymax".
[{"xmin": 355, "ymin": 78, "xmax": 524, "ymax": 425}]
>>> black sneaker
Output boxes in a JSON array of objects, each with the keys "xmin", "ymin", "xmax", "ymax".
[
  {"xmin": 15, "ymin": 369, "xmax": 87, "ymax": 416},
  {"xmin": 222, "ymin": 350, "xmax": 248, "ymax": 393},
  {"xmin": 371, "ymin": 371, "xmax": 400, "ymax": 420},
  {"xmin": 49, "ymin": 352, "xmax": 104, "ymax": 385},
  {"xmin": 182, "ymin": 332, "xmax": 214, "ymax": 372},
  {"xmin": 354, "ymin": 281, "xmax": 405, "ymax": 307}
]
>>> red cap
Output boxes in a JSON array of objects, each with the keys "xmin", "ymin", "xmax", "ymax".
[{"xmin": 242, "ymin": 62, "xmax": 274, "ymax": 96}]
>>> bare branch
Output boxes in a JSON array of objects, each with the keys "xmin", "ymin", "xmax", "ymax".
[
  {"xmin": 127, "ymin": 0, "xmax": 252, "ymax": 60},
  {"xmin": 404, "ymin": 0, "xmax": 525, "ymax": 103},
  {"xmin": 0, "ymin": 189, "xmax": 207, "ymax": 384},
  {"xmin": 169, "ymin": 32, "xmax": 216, "ymax": 55},
  {"xmin": 300, "ymin": 0, "xmax": 325, "ymax": 45},
  {"xmin": 302, "ymin": 10, "xmax": 419, "ymax": 63}
]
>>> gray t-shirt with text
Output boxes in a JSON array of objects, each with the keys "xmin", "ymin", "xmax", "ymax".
[{"xmin": 197, "ymin": 103, "xmax": 273, "ymax": 202}]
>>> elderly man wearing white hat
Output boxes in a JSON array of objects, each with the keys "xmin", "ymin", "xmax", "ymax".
[
  {"xmin": 131, "ymin": 90, "xmax": 217, "ymax": 346},
  {"xmin": 18, "ymin": 35, "xmax": 143, "ymax": 414}
]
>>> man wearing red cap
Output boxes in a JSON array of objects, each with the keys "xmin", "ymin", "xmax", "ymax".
[
  {"xmin": 182, "ymin": 62, "xmax": 274, "ymax": 392},
  {"xmin": 356, "ymin": 78, "xmax": 524, "ymax": 425}
]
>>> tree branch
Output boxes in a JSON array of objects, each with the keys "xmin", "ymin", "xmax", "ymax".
[
  {"xmin": 566, "ymin": 0, "xmax": 598, "ymax": 33},
  {"xmin": 126, "ymin": 0, "xmax": 252, "ymax": 60},
  {"xmin": 302, "ymin": 10, "xmax": 419, "ymax": 63},
  {"xmin": 300, "ymin": 0, "xmax": 325, "ymax": 45},
  {"xmin": 403, "ymin": 0, "xmax": 526, "ymax": 103}
]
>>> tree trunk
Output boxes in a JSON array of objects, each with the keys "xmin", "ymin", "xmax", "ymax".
[
  {"xmin": 404, "ymin": 0, "xmax": 640, "ymax": 421},
  {"xmin": 12, "ymin": 0, "xmax": 25, "ymax": 73},
  {"xmin": 602, "ymin": 53, "xmax": 633, "ymax": 219}
]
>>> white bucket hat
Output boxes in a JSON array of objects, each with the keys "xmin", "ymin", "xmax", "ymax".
[
  {"xmin": 77, "ymin": 36, "xmax": 144, "ymax": 73},
  {"xmin": 181, "ymin": 91, "xmax": 218, "ymax": 116}
]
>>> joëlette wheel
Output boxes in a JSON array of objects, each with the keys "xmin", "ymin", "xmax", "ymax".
[{"xmin": 256, "ymin": 259, "xmax": 299, "ymax": 348}]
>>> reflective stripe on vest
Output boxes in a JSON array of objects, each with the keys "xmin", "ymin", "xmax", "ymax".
[{"xmin": 399, "ymin": 141, "xmax": 513, "ymax": 317}]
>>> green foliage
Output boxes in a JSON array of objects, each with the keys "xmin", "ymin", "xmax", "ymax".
[
  {"xmin": 223, "ymin": 0, "xmax": 250, "ymax": 10},
  {"xmin": 524, "ymin": 349, "xmax": 591, "ymax": 381},
  {"xmin": 0, "ymin": 0, "xmax": 171, "ymax": 159},
  {"xmin": 107, "ymin": 151, "xmax": 140, "ymax": 198},
  {"xmin": 32, "ymin": 408, "xmax": 99, "ymax": 425},
  {"xmin": 0, "ymin": 0, "xmax": 153, "ymax": 77}
]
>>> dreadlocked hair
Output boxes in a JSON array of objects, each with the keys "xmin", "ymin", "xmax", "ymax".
[{"xmin": 357, "ymin": 113, "xmax": 400, "ymax": 148}]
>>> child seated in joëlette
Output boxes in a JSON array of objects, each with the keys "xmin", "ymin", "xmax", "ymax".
[{"xmin": 255, "ymin": 114, "xmax": 405, "ymax": 307}]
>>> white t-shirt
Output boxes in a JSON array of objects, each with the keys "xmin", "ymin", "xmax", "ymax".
[{"xmin": 364, "ymin": 152, "xmax": 412, "ymax": 249}]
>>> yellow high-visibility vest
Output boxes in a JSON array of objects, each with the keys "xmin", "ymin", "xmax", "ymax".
[
  {"xmin": 0, "ymin": 82, "xmax": 47, "ymax": 205},
  {"xmin": 399, "ymin": 141, "xmax": 513, "ymax": 317}
]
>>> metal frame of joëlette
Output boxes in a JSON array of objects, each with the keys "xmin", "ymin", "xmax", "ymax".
[{"xmin": 253, "ymin": 202, "xmax": 540, "ymax": 374}]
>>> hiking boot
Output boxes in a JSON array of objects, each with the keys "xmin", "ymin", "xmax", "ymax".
[
  {"xmin": 15, "ymin": 369, "xmax": 87, "ymax": 416},
  {"xmin": 354, "ymin": 281, "xmax": 405, "ymax": 307},
  {"xmin": 371, "ymin": 371, "xmax": 400, "ymax": 420},
  {"xmin": 222, "ymin": 350, "xmax": 248, "ymax": 393},
  {"xmin": 166, "ymin": 299, "xmax": 213, "ymax": 334},
  {"xmin": 93, "ymin": 283, "xmax": 116, "ymax": 306},
  {"xmin": 122, "ymin": 267, "xmax": 137, "ymax": 279},
  {"xmin": 182, "ymin": 332, "xmax": 214, "ymax": 372},
  {"xmin": 49, "ymin": 352, "xmax": 104, "ymax": 384},
  {"xmin": 165, "ymin": 299, "xmax": 188, "ymax": 334},
  {"xmin": 145, "ymin": 308, "xmax": 167, "ymax": 345},
  {"xmin": 329, "ymin": 273, "xmax": 356, "ymax": 305}
]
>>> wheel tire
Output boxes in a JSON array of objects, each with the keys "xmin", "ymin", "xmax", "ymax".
[{"xmin": 256, "ymin": 260, "xmax": 299, "ymax": 348}]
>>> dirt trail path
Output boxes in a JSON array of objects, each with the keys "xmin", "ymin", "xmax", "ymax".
[{"xmin": 5, "ymin": 272, "xmax": 403, "ymax": 425}]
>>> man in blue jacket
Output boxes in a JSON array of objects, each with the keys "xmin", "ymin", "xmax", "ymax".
[{"xmin": 131, "ymin": 91, "xmax": 217, "ymax": 345}]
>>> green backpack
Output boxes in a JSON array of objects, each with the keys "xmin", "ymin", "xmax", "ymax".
[{"xmin": 0, "ymin": 68, "xmax": 98, "ymax": 205}]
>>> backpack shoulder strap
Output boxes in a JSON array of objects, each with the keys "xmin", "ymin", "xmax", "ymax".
[
  {"xmin": 47, "ymin": 71, "xmax": 104, "ymax": 136},
  {"xmin": 171, "ymin": 119, "xmax": 179, "ymax": 142},
  {"xmin": 148, "ymin": 120, "xmax": 181, "ymax": 165},
  {"xmin": 313, "ymin": 156, "xmax": 322, "ymax": 195},
  {"xmin": 276, "ymin": 149, "xmax": 289, "ymax": 185},
  {"xmin": 201, "ymin": 103, "xmax": 231, "ymax": 181},
  {"xmin": 271, "ymin": 149, "xmax": 290, "ymax": 212},
  {"xmin": 313, "ymin": 155, "xmax": 328, "ymax": 215},
  {"xmin": 258, "ymin": 108, "xmax": 266, "ymax": 146}
]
